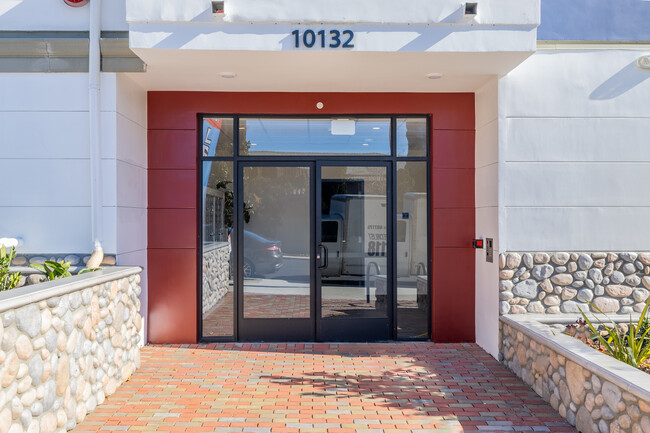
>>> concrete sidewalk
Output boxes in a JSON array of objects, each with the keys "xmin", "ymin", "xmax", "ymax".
[{"xmin": 72, "ymin": 343, "xmax": 576, "ymax": 433}]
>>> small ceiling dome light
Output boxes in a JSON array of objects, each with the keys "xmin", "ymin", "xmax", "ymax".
[
  {"xmin": 316, "ymin": 102, "xmax": 324, "ymax": 109},
  {"xmin": 638, "ymin": 55, "xmax": 650, "ymax": 70},
  {"xmin": 426, "ymin": 73, "xmax": 443, "ymax": 79},
  {"xmin": 219, "ymin": 72, "xmax": 237, "ymax": 78}
]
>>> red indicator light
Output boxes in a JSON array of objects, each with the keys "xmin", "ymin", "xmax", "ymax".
[{"xmin": 473, "ymin": 239, "xmax": 484, "ymax": 249}]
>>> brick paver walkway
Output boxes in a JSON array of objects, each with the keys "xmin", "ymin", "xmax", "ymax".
[{"xmin": 73, "ymin": 343, "xmax": 576, "ymax": 433}]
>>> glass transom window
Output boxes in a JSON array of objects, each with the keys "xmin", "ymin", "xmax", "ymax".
[{"xmin": 239, "ymin": 118, "xmax": 391, "ymax": 156}]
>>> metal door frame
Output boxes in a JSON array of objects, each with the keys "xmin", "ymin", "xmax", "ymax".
[
  {"xmin": 198, "ymin": 114, "xmax": 432, "ymax": 342},
  {"xmin": 315, "ymin": 160, "xmax": 393, "ymax": 341},
  {"xmin": 236, "ymin": 160, "xmax": 316, "ymax": 341}
]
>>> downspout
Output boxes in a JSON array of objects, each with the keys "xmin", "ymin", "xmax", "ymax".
[{"xmin": 87, "ymin": 0, "xmax": 104, "ymax": 268}]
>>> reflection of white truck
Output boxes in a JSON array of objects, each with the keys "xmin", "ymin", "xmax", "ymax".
[{"xmin": 321, "ymin": 193, "xmax": 427, "ymax": 278}]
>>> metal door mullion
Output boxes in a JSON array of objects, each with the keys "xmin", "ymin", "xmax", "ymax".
[
  {"xmin": 315, "ymin": 161, "xmax": 322, "ymax": 341},
  {"xmin": 235, "ymin": 161, "xmax": 243, "ymax": 340},
  {"xmin": 389, "ymin": 161, "xmax": 397, "ymax": 340}
]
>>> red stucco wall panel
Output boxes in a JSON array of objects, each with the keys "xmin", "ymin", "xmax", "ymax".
[
  {"xmin": 148, "ymin": 170, "xmax": 197, "ymax": 209},
  {"xmin": 148, "ymin": 130, "xmax": 197, "ymax": 170},
  {"xmin": 433, "ymin": 130, "xmax": 476, "ymax": 169},
  {"xmin": 433, "ymin": 209, "xmax": 476, "ymax": 248},
  {"xmin": 148, "ymin": 209, "xmax": 197, "ymax": 249},
  {"xmin": 432, "ymin": 169, "xmax": 475, "ymax": 209},
  {"xmin": 147, "ymin": 248, "xmax": 198, "ymax": 343},
  {"xmin": 148, "ymin": 92, "xmax": 475, "ymax": 130},
  {"xmin": 432, "ymin": 247, "xmax": 476, "ymax": 342}
]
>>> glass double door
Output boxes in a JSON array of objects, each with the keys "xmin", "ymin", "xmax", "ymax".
[{"xmin": 237, "ymin": 161, "xmax": 391, "ymax": 341}]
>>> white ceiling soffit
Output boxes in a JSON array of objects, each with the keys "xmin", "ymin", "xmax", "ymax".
[{"xmin": 123, "ymin": 50, "xmax": 529, "ymax": 93}]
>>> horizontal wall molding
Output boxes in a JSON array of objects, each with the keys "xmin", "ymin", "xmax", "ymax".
[
  {"xmin": 538, "ymin": 41, "xmax": 650, "ymax": 50},
  {"xmin": 0, "ymin": 32, "xmax": 145, "ymax": 72}
]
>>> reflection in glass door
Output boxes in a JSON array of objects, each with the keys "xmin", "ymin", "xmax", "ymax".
[
  {"xmin": 317, "ymin": 163, "xmax": 391, "ymax": 341},
  {"xmin": 238, "ymin": 163, "xmax": 314, "ymax": 341}
]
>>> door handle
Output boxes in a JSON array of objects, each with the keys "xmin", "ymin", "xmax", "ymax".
[{"xmin": 317, "ymin": 244, "xmax": 328, "ymax": 269}]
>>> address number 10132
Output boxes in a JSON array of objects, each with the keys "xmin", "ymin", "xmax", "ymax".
[{"xmin": 291, "ymin": 29, "xmax": 354, "ymax": 48}]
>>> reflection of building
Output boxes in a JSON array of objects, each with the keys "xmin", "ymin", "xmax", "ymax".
[
  {"xmin": 203, "ymin": 187, "xmax": 225, "ymax": 243},
  {"xmin": 1, "ymin": 0, "xmax": 649, "ymax": 356}
]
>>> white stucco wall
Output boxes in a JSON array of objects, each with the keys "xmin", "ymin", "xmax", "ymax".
[
  {"xmin": 0, "ymin": 73, "xmax": 118, "ymax": 254},
  {"xmin": 475, "ymin": 77, "xmax": 500, "ymax": 358},
  {"xmin": 0, "ymin": 71, "xmax": 148, "ymax": 336},
  {"xmin": 499, "ymin": 49, "xmax": 650, "ymax": 252},
  {"xmin": 114, "ymin": 74, "xmax": 148, "ymax": 329}
]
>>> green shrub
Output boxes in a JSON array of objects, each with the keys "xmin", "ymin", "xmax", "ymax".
[
  {"xmin": 580, "ymin": 299, "xmax": 650, "ymax": 368},
  {"xmin": 0, "ymin": 246, "xmax": 21, "ymax": 291}
]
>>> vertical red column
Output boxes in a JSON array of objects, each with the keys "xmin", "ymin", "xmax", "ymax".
[
  {"xmin": 147, "ymin": 124, "xmax": 199, "ymax": 343},
  {"xmin": 431, "ymin": 127, "xmax": 476, "ymax": 342}
]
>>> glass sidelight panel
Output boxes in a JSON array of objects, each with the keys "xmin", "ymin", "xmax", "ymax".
[
  {"xmin": 396, "ymin": 161, "xmax": 429, "ymax": 338},
  {"xmin": 396, "ymin": 118, "xmax": 427, "ymax": 157},
  {"xmin": 242, "ymin": 166, "xmax": 311, "ymax": 319},
  {"xmin": 201, "ymin": 161, "xmax": 234, "ymax": 337},
  {"xmin": 320, "ymin": 165, "xmax": 388, "ymax": 319}
]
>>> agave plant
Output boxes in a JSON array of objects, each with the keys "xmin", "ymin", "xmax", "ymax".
[
  {"xmin": 30, "ymin": 260, "xmax": 72, "ymax": 281},
  {"xmin": 580, "ymin": 298, "xmax": 650, "ymax": 369},
  {"xmin": 78, "ymin": 267, "xmax": 101, "ymax": 275}
]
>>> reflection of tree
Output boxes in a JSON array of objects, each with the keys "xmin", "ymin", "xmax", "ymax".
[
  {"xmin": 215, "ymin": 181, "xmax": 252, "ymax": 226},
  {"xmin": 243, "ymin": 166, "xmax": 310, "ymax": 252},
  {"xmin": 240, "ymin": 139, "xmax": 252, "ymax": 156}
]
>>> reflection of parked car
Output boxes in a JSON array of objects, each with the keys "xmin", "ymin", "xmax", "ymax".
[{"xmin": 243, "ymin": 230, "xmax": 283, "ymax": 277}]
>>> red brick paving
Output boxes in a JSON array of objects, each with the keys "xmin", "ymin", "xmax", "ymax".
[
  {"xmin": 73, "ymin": 343, "xmax": 576, "ymax": 433},
  {"xmin": 202, "ymin": 292, "xmax": 425, "ymax": 338}
]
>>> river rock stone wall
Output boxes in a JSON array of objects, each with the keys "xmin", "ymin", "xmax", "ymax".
[
  {"xmin": 500, "ymin": 317, "xmax": 650, "ymax": 433},
  {"xmin": 0, "ymin": 270, "xmax": 142, "ymax": 433},
  {"xmin": 499, "ymin": 252, "xmax": 650, "ymax": 315},
  {"xmin": 202, "ymin": 243, "xmax": 230, "ymax": 316}
]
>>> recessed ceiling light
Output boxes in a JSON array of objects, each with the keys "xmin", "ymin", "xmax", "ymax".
[
  {"xmin": 426, "ymin": 72, "xmax": 443, "ymax": 79},
  {"xmin": 250, "ymin": 143, "xmax": 257, "ymax": 146},
  {"xmin": 219, "ymin": 72, "xmax": 237, "ymax": 78},
  {"xmin": 372, "ymin": 127, "xmax": 380, "ymax": 130},
  {"xmin": 362, "ymin": 143, "xmax": 369, "ymax": 146}
]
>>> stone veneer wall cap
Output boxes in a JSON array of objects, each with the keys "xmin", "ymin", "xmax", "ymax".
[
  {"xmin": 0, "ymin": 266, "xmax": 142, "ymax": 314},
  {"xmin": 501, "ymin": 315, "xmax": 650, "ymax": 398},
  {"xmin": 519, "ymin": 313, "xmax": 643, "ymax": 325}
]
